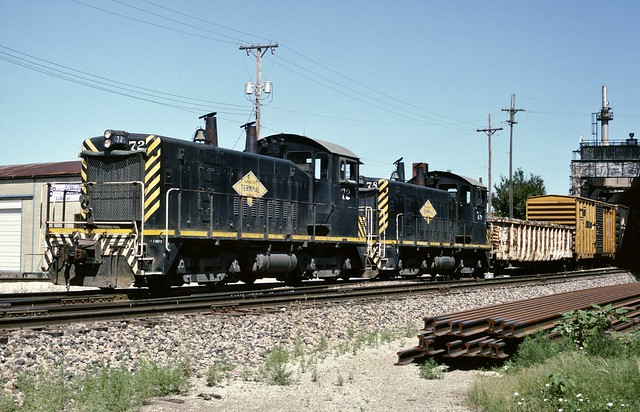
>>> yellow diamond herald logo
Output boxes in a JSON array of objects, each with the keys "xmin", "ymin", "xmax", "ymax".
[
  {"xmin": 233, "ymin": 171, "xmax": 267, "ymax": 206},
  {"xmin": 420, "ymin": 200, "xmax": 437, "ymax": 223}
]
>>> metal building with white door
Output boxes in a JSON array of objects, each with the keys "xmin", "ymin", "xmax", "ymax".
[{"xmin": 0, "ymin": 161, "xmax": 80, "ymax": 277}]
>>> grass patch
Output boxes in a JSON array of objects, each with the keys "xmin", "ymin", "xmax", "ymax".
[
  {"xmin": 1, "ymin": 359, "xmax": 190, "ymax": 411},
  {"xmin": 206, "ymin": 356, "xmax": 235, "ymax": 386},
  {"xmin": 469, "ymin": 350, "xmax": 640, "ymax": 411},
  {"xmin": 418, "ymin": 358, "xmax": 445, "ymax": 380},
  {"xmin": 468, "ymin": 306, "xmax": 640, "ymax": 412},
  {"xmin": 258, "ymin": 346, "xmax": 293, "ymax": 386}
]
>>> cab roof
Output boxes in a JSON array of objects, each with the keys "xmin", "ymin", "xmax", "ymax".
[{"xmin": 260, "ymin": 133, "xmax": 360, "ymax": 161}]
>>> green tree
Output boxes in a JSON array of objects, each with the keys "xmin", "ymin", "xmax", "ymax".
[{"xmin": 492, "ymin": 168, "xmax": 545, "ymax": 219}]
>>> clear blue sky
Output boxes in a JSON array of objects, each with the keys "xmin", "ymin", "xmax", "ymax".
[{"xmin": 2, "ymin": 0, "xmax": 640, "ymax": 195}]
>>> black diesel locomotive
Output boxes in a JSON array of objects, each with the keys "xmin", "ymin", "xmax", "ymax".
[{"xmin": 43, "ymin": 113, "xmax": 490, "ymax": 289}]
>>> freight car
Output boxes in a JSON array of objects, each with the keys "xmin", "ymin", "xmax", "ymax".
[
  {"xmin": 526, "ymin": 195, "xmax": 619, "ymax": 260},
  {"xmin": 41, "ymin": 114, "xmax": 491, "ymax": 289},
  {"xmin": 487, "ymin": 195, "xmax": 623, "ymax": 271},
  {"xmin": 488, "ymin": 217, "xmax": 573, "ymax": 270}
]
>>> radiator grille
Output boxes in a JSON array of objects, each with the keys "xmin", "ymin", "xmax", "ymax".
[{"xmin": 86, "ymin": 155, "xmax": 143, "ymax": 221}]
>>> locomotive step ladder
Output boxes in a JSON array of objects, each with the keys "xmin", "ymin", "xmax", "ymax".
[{"xmin": 360, "ymin": 206, "xmax": 387, "ymax": 270}]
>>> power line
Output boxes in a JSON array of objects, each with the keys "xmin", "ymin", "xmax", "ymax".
[
  {"xmin": 92, "ymin": 1, "xmax": 480, "ymax": 131},
  {"xmin": 0, "ymin": 45, "xmax": 247, "ymax": 110},
  {"xmin": 140, "ymin": 0, "xmax": 268, "ymax": 43},
  {"xmin": 273, "ymin": 54, "xmax": 472, "ymax": 130},
  {"xmin": 70, "ymin": 0, "xmax": 240, "ymax": 44},
  {"xmin": 0, "ymin": 45, "xmax": 248, "ymax": 116},
  {"xmin": 279, "ymin": 44, "xmax": 480, "ymax": 128}
]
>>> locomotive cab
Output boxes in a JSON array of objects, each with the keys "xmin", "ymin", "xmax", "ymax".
[
  {"xmin": 258, "ymin": 134, "xmax": 360, "ymax": 239},
  {"xmin": 426, "ymin": 171, "xmax": 488, "ymax": 245},
  {"xmin": 358, "ymin": 165, "xmax": 490, "ymax": 280}
]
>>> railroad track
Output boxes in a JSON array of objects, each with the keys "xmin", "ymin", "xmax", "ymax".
[{"xmin": 0, "ymin": 267, "xmax": 626, "ymax": 331}]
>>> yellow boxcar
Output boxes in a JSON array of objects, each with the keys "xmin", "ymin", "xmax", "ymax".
[{"xmin": 526, "ymin": 195, "xmax": 616, "ymax": 260}]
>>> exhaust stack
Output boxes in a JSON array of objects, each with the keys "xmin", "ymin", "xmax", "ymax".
[
  {"xmin": 392, "ymin": 157, "xmax": 405, "ymax": 181},
  {"xmin": 412, "ymin": 163, "xmax": 428, "ymax": 186},
  {"xmin": 597, "ymin": 84, "xmax": 613, "ymax": 145},
  {"xmin": 242, "ymin": 121, "xmax": 258, "ymax": 154},
  {"xmin": 198, "ymin": 112, "xmax": 218, "ymax": 146}
]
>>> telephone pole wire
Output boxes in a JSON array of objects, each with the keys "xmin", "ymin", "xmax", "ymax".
[
  {"xmin": 477, "ymin": 113, "xmax": 502, "ymax": 216},
  {"xmin": 502, "ymin": 94, "xmax": 524, "ymax": 218},
  {"xmin": 240, "ymin": 43, "xmax": 278, "ymax": 138}
]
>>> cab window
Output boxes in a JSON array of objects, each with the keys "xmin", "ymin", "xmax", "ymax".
[
  {"xmin": 287, "ymin": 151, "xmax": 313, "ymax": 175},
  {"xmin": 460, "ymin": 185, "xmax": 471, "ymax": 204},
  {"xmin": 339, "ymin": 159, "xmax": 357, "ymax": 183},
  {"xmin": 314, "ymin": 154, "xmax": 329, "ymax": 180}
]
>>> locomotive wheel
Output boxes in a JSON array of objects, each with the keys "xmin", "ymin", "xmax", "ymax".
[
  {"xmin": 145, "ymin": 277, "xmax": 172, "ymax": 294},
  {"xmin": 284, "ymin": 271, "xmax": 303, "ymax": 286}
]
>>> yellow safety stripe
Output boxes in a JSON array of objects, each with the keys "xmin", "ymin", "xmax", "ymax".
[
  {"xmin": 358, "ymin": 216, "xmax": 367, "ymax": 239},
  {"xmin": 49, "ymin": 227, "xmax": 363, "ymax": 243},
  {"xmin": 79, "ymin": 138, "xmax": 98, "ymax": 219},
  {"xmin": 377, "ymin": 179, "xmax": 389, "ymax": 234},
  {"xmin": 143, "ymin": 135, "xmax": 161, "ymax": 221}
]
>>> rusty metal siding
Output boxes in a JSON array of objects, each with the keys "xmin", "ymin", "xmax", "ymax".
[
  {"xmin": 526, "ymin": 195, "xmax": 617, "ymax": 259},
  {"xmin": 489, "ymin": 218, "xmax": 573, "ymax": 263},
  {"xmin": 601, "ymin": 204, "xmax": 617, "ymax": 257},
  {"xmin": 0, "ymin": 161, "xmax": 81, "ymax": 180}
]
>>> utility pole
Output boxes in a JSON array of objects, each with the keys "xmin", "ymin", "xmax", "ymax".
[
  {"xmin": 476, "ymin": 113, "xmax": 502, "ymax": 216},
  {"xmin": 240, "ymin": 43, "xmax": 278, "ymax": 138},
  {"xmin": 502, "ymin": 94, "xmax": 524, "ymax": 219}
]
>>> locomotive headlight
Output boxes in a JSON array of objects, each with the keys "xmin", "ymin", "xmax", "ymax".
[
  {"xmin": 104, "ymin": 129, "xmax": 112, "ymax": 148},
  {"xmin": 103, "ymin": 129, "xmax": 128, "ymax": 149}
]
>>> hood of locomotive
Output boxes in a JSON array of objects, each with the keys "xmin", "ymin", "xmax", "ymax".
[
  {"xmin": 79, "ymin": 132, "xmax": 163, "ymax": 226},
  {"xmin": 42, "ymin": 132, "xmax": 166, "ymax": 287}
]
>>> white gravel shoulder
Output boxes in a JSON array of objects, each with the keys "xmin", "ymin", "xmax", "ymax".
[
  {"xmin": 142, "ymin": 340, "xmax": 476, "ymax": 412},
  {"xmin": 1, "ymin": 273, "xmax": 636, "ymax": 411}
]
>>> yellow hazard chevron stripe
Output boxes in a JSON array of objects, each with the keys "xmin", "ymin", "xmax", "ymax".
[
  {"xmin": 143, "ymin": 135, "xmax": 161, "ymax": 221},
  {"xmin": 377, "ymin": 179, "xmax": 389, "ymax": 234},
  {"xmin": 83, "ymin": 138, "xmax": 98, "ymax": 153},
  {"xmin": 358, "ymin": 216, "xmax": 366, "ymax": 239},
  {"xmin": 80, "ymin": 138, "xmax": 99, "ymax": 218}
]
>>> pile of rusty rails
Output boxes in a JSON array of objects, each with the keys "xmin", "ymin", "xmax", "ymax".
[{"xmin": 396, "ymin": 282, "xmax": 640, "ymax": 365}]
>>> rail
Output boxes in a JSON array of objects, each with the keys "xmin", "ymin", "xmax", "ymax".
[
  {"xmin": 0, "ymin": 268, "xmax": 626, "ymax": 331},
  {"xmin": 396, "ymin": 276, "xmax": 640, "ymax": 365}
]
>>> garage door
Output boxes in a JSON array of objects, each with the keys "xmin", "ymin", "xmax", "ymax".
[{"xmin": 0, "ymin": 201, "xmax": 22, "ymax": 273}]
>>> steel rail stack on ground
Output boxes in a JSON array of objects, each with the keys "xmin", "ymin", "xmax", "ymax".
[{"xmin": 396, "ymin": 282, "xmax": 640, "ymax": 365}]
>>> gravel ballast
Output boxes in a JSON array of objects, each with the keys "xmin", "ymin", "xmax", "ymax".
[{"xmin": 1, "ymin": 273, "xmax": 636, "ymax": 411}]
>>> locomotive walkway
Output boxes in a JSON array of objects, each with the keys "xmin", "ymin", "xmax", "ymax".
[{"xmin": 396, "ymin": 281, "xmax": 640, "ymax": 365}]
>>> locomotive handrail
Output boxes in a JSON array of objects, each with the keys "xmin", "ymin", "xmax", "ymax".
[
  {"xmin": 162, "ymin": 188, "xmax": 362, "ymax": 249},
  {"xmin": 395, "ymin": 213, "xmax": 404, "ymax": 249},
  {"xmin": 40, "ymin": 182, "xmax": 82, "ymax": 229},
  {"xmin": 358, "ymin": 206, "xmax": 375, "ymax": 262},
  {"xmin": 165, "ymin": 187, "xmax": 217, "ymax": 252},
  {"xmin": 41, "ymin": 181, "xmax": 146, "ymax": 257}
]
